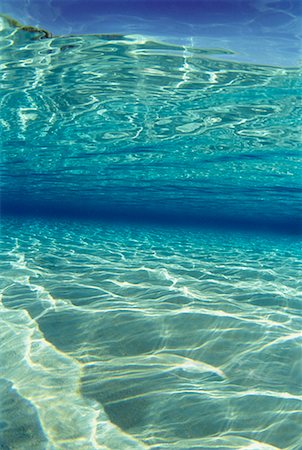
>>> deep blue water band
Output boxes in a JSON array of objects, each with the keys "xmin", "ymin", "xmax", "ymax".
[{"xmin": 2, "ymin": 200, "xmax": 301, "ymax": 236}]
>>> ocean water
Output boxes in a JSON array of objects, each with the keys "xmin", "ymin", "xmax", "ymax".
[
  {"xmin": 1, "ymin": 11, "xmax": 302, "ymax": 450},
  {"xmin": 1, "ymin": 217, "xmax": 302, "ymax": 449},
  {"xmin": 1, "ymin": 14, "xmax": 301, "ymax": 232}
]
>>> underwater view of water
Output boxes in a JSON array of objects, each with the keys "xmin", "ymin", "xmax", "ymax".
[{"xmin": 0, "ymin": 5, "xmax": 302, "ymax": 449}]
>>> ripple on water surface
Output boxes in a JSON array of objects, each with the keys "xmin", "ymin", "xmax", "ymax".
[{"xmin": 0, "ymin": 15, "xmax": 301, "ymax": 231}]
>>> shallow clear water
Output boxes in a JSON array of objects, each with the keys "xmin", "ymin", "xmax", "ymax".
[
  {"xmin": 0, "ymin": 14, "xmax": 302, "ymax": 450},
  {"xmin": 1, "ymin": 217, "xmax": 302, "ymax": 449}
]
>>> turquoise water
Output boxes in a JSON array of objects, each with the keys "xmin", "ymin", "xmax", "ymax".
[
  {"xmin": 1, "ymin": 217, "xmax": 302, "ymax": 449},
  {"xmin": 1, "ymin": 14, "xmax": 302, "ymax": 450},
  {"xmin": 1, "ymin": 15, "xmax": 301, "ymax": 231}
]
